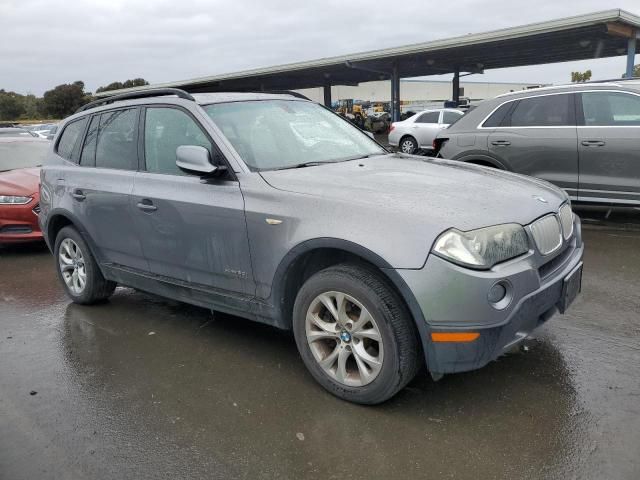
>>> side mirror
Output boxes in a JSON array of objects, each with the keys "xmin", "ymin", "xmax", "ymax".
[{"xmin": 176, "ymin": 145, "xmax": 219, "ymax": 175}]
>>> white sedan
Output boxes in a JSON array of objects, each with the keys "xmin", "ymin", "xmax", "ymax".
[{"xmin": 388, "ymin": 109, "xmax": 464, "ymax": 154}]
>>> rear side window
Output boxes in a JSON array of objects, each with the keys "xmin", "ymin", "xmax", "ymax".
[
  {"xmin": 80, "ymin": 115, "xmax": 100, "ymax": 166},
  {"xmin": 581, "ymin": 91, "xmax": 640, "ymax": 126},
  {"xmin": 95, "ymin": 108, "xmax": 139, "ymax": 170},
  {"xmin": 144, "ymin": 107, "xmax": 212, "ymax": 175},
  {"xmin": 442, "ymin": 111, "xmax": 463, "ymax": 125},
  {"xmin": 508, "ymin": 94, "xmax": 573, "ymax": 127},
  {"xmin": 482, "ymin": 102, "xmax": 513, "ymax": 127},
  {"xmin": 416, "ymin": 111, "xmax": 440, "ymax": 124},
  {"xmin": 56, "ymin": 117, "xmax": 88, "ymax": 162}
]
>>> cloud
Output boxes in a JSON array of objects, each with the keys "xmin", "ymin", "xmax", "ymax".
[{"xmin": 1, "ymin": 0, "xmax": 638, "ymax": 95}]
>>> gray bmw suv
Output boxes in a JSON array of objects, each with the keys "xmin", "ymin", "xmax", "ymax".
[
  {"xmin": 39, "ymin": 89, "xmax": 584, "ymax": 404},
  {"xmin": 434, "ymin": 81, "xmax": 640, "ymax": 206}
]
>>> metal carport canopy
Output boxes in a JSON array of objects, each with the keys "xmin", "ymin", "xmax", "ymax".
[{"xmin": 97, "ymin": 8, "xmax": 640, "ymax": 116}]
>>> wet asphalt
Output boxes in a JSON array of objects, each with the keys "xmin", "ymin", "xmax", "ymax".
[{"xmin": 1, "ymin": 219, "xmax": 639, "ymax": 480}]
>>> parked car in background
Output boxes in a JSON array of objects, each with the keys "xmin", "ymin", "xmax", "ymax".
[
  {"xmin": 388, "ymin": 108, "xmax": 464, "ymax": 154},
  {"xmin": 46, "ymin": 125, "xmax": 58, "ymax": 140},
  {"xmin": 0, "ymin": 136, "xmax": 49, "ymax": 244},
  {"xmin": 29, "ymin": 124, "xmax": 55, "ymax": 137},
  {"xmin": 0, "ymin": 127, "xmax": 37, "ymax": 138},
  {"xmin": 434, "ymin": 81, "xmax": 640, "ymax": 206},
  {"xmin": 40, "ymin": 89, "xmax": 583, "ymax": 404}
]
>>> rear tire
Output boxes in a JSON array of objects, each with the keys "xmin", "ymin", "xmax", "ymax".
[
  {"xmin": 399, "ymin": 136, "xmax": 418, "ymax": 154},
  {"xmin": 54, "ymin": 226, "xmax": 116, "ymax": 304},
  {"xmin": 292, "ymin": 263, "xmax": 420, "ymax": 404}
]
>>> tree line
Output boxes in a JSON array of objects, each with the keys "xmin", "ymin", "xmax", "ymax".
[{"xmin": 0, "ymin": 78, "xmax": 149, "ymax": 121}]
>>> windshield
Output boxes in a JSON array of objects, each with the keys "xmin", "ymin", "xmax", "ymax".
[
  {"xmin": 0, "ymin": 140, "xmax": 49, "ymax": 172},
  {"xmin": 203, "ymin": 100, "xmax": 385, "ymax": 170}
]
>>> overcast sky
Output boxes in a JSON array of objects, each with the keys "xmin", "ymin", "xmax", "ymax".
[{"xmin": 1, "ymin": 0, "xmax": 639, "ymax": 96}]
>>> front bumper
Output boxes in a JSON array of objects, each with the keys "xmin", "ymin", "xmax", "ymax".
[
  {"xmin": 0, "ymin": 199, "xmax": 43, "ymax": 244},
  {"xmin": 398, "ymin": 216, "xmax": 584, "ymax": 375}
]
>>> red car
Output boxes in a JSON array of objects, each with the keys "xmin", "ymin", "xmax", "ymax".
[{"xmin": 0, "ymin": 136, "xmax": 50, "ymax": 244}]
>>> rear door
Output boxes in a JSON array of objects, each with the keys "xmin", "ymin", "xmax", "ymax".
[
  {"xmin": 576, "ymin": 90, "xmax": 640, "ymax": 205},
  {"xmin": 488, "ymin": 93, "xmax": 579, "ymax": 198},
  {"xmin": 132, "ymin": 105, "xmax": 255, "ymax": 296},
  {"xmin": 411, "ymin": 111, "xmax": 442, "ymax": 148},
  {"xmin": 65, "ymin": 108, "xmax": 146, "ymax": 269}
]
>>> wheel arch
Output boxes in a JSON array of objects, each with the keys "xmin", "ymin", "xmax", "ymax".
[
  {"xmin": 455, "ymin": 154, "xmax": 508, "ymax": 170},
  {"xmin": 45, "ymin": 209, "xmax": 103, "ymax": 266},
  {"xmin": 271, "ymin": 239, "xmax": 428, "ymax": 340}
]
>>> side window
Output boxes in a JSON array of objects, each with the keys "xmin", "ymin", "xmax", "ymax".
[
  {"xmin": 509, "ymin": 94, "xmax": 573, "ymax": 127},
  {"xmin": 442, "ymin": 111, "xmax": 463, "ymax": 125},
  {"xmin": 95, "ymin": 108, "xmax": 139, "ymax": 170},
  {"xmin": 56, "ymin": 117, "xmax": 88, "ymax": 162},
  {"xmin": 415, "ymin": 111, "xmax": 440, "ymax": 124},
  {"xmin": 482, "ymin": 102, "xmax": 513, "ymax": 128},
  {"xmin": 581, "ymin": 92, "xmax": 640, "ymax": 126},
  {"xmin": 80, "ymin": 115, "xmax": 100, "ymax": 167},
  {"xmin": 144, "ymin": 107, "xmax": 212, "ymax": 175}
]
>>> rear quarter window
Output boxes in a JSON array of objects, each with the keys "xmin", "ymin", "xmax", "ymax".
[
  {"xmin": 481, "ymin": 102, "xmax": 513, "ymax": 128},
  {"xmin": 56, "ymin": 117, "xmax": 88, "ymax": 162}
]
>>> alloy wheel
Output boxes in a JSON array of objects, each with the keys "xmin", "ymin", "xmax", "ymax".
[
  {"xmin": 305, "ymin": 291, "xmax": 384, "ymax": 387},
  {"xmin": 58, "ymin": 238, "xmax": 87, "ymax": 295},
  {"xmin": 401, "ymin": 139, "xmax": 416, "ymax": 153}
]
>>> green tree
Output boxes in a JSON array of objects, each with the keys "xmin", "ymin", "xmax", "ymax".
[
  {"xmin": 96, "ymin": 78, "xmax": 149, "ymax": 93},
  {"xmin": 571, "ymin": 70, "xmax": 592, "ymax": 83},
  {"xmin": 22, "ymin": 94, "xmax": 44, "ymax": 119},
  {"xmin": 43, "ymin": 81, "xmax": 91, "ymax": 118},
  {"xmin": 0, "ymin": 90, "xmax": 26, "ymax": 121}
]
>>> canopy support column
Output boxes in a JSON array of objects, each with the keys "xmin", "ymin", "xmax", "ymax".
[
  {"xmin": 626, "ymin": 36, "xmax": 637, "ymax": 78},
  {"xmin": 452, "ymin": 67, "xmax": 460, "ymax": 106},
  {"xmin": 391, "ymin": 63, "xmax": 400, "ymax": 122},
  {"xmin": 323, "ymin": 85, "xmax": 332, "ymax": 107}
]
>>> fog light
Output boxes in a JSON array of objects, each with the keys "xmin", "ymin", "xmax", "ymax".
[{"xmin": 488, "ymin": 283, "xmax": 507, "ymax": 304}]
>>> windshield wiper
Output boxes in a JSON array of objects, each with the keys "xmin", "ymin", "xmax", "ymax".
[{"xmin": 273, "ymin": 154, "xmax": 380, "ymax": 171}]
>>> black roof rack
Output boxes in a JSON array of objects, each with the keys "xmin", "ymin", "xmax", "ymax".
[{"xmin": 76, "ymin": 88, "xmax": 195, "ymax": 113}]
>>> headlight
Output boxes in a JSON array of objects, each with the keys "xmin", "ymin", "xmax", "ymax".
[
  {"xmin": 0, "ymin": 195, "xmax": 32, "ymax": 204},
  {"xmin": 432, "ymin": 224, "xmax": 530, "ymax": 269}
]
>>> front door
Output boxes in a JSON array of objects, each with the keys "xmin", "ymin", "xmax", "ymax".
[
  {"xmin": 488, "ymin": 93, "xmax": 579, "ymax": 198},
  {"xmin": 577, "ymin": 90, "xmax": 640, "ymax": 205},
  {"xmin": 132, "ymin": 105, "xmax": 255, "ymax": 296}
]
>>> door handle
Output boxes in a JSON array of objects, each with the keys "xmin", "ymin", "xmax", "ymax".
[
  {"xmin": 71, "ymin": 189, "xmax": 86, "ymax": 201},
  {"xmin": 491, "ymin": 140, "xmax": 511, "ymax": 146},
  {"xmin": 136, "ymin": 199, "xmax": 157, "ymax": 212},
  {"xmin": 581, "ymin": 140, "xmax": 605, "ymax": 147}
]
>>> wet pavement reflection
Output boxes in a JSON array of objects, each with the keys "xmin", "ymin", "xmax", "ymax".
[{"xmin": 1, "ymin": 227, "xmax": 639, "ymax": 479}]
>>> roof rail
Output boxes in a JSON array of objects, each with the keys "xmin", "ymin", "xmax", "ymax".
[
  {"xmin": 262, "ymin": 90, "xmax": 311, "ymax": 101},
  {"xmin": 584, "ymin": 76, "xmax": 640, "ymax": 83},
  {"xmin": 76, "ymin": 88, "xmax": 195, "ymax": 113}
]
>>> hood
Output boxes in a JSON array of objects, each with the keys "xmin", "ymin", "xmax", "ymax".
[
  {"xmin": 0, "ymin": 167, "xmax": 40, "ymax": 196},
  {"xmin": 260, "ymin": 154, "xmax": 567, "ymax": 231}
]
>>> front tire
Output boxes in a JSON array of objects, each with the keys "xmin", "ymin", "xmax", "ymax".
[
  {"xmin": 54, "ymin": 226, "xmax": 116, "ymax": 304},
  {"xmin": 399, "ymin": 136, "xmax": 418, "ymax": 154},
  {"xmin": 292, "ymin": 264, "xmax": 419, "ymax": 404}
]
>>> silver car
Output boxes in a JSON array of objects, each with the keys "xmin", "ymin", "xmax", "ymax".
[
  {"xmin": 388, "ymin": 108, "xmax": 464, "ymax": 154},
  {"xmin": 39, "ymin": 90, "xmax": 583, "ymax": 404},
  {"xmin": 434, "ymin": 81, "xmax": 640, "ymax": 205}
]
